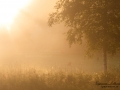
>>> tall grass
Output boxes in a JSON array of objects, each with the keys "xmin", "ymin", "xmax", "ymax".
[{"xmin": 0, "ymin": 67, "xmax": 119, "ymax": 90}]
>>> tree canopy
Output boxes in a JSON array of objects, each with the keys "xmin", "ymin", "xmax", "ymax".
[{"xmin": 48, "ymin": 0, "xmax": 120, "ymax": 72}]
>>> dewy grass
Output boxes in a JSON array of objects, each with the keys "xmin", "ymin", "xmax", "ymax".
[{"xmin": 0, "ymin": 67, "xmax": 119, "ymax": 90}]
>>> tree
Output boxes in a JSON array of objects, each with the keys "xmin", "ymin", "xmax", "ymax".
[{"xmin": 48, "ymin": 0, "xmax": 120, "ymax": 73}]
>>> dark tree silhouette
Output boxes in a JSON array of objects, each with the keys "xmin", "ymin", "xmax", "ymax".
[{"xmin": 48, "ymin": 0, "xmax": 120, "ymax": 73}]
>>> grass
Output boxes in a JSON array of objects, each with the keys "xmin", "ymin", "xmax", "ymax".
[{"xmin": 0, "ymin": 67, "xmax": 119, "ymax": 90}]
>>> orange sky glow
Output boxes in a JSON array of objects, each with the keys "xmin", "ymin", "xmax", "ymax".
[{"xmin": 0, "ymin": 0, "xmax": 32, "ymax": 31}]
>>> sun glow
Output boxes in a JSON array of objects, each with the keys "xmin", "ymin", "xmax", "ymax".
[{"xmin": 0, "ymin": 0, "xmax": 31, "ymax": 31}]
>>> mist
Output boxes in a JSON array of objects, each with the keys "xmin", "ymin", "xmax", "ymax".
[{"xmin": 0, "ymin": 0, "xmax": 119, "ymax": 74}]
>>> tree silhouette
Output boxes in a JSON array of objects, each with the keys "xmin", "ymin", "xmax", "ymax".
[{"xmin": 48, "ymin": 0, "xmax": 120, "ymax": 73}]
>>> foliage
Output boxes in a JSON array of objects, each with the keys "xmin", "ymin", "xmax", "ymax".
[{"xmin": 48, "ymin": 0, "xmax": 120, "ymax": 55}]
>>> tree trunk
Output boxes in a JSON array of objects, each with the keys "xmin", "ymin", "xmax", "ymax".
[{"xmin": 103, "ymin": 46, "xmax": 107, "ymax": 73}]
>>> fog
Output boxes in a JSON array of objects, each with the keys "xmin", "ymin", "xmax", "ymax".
[{"xmin": 0, "ymin": 0, "xmax": 119, "ymax": 73}]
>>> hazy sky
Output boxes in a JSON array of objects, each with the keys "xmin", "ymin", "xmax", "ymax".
[
  {"xmin": 0, "ymin": 0, "xmax": 86, "ymax": 69},
  {"xmin": 7, "ymin": 0, "xmax": 84, "ymax": 54}
]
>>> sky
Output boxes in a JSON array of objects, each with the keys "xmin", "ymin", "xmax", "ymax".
[
  {"xmin": 0, "ymin": 0, "xmax": 86, "ymax": 69},
  {"xmin": 8, "ymin": 0, "xmax": 84, "ymax": 54}
]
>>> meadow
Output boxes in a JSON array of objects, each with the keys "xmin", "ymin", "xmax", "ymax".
[
  {"xmin": 0, "ymin": 65, "xmax": 119, "ymax": 90},
  {"xmin": 0, "ymin": 53, "xmax": 120, "ymax": 90}
]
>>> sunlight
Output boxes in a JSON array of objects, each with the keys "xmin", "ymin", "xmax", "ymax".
[{"xmin": 0, "ymin": 0, "xmax": 31, "ymax": 31}]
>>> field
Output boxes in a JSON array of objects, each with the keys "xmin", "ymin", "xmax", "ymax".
[
  {"xmin": 0, "ymin": 54, "xmax": 120, "ymax": 90},
  {"xmin": 0, "ymin": 65, "xmax": 119, "ymax": 90},
  {"xmin": 2, "ymin": 53, "xmax": 120, "ymax": 74}
]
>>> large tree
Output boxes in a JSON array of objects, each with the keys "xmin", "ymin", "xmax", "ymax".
[{"xmin": 48, "ymin": 0, "xmax": 120, "ymax": 73}]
